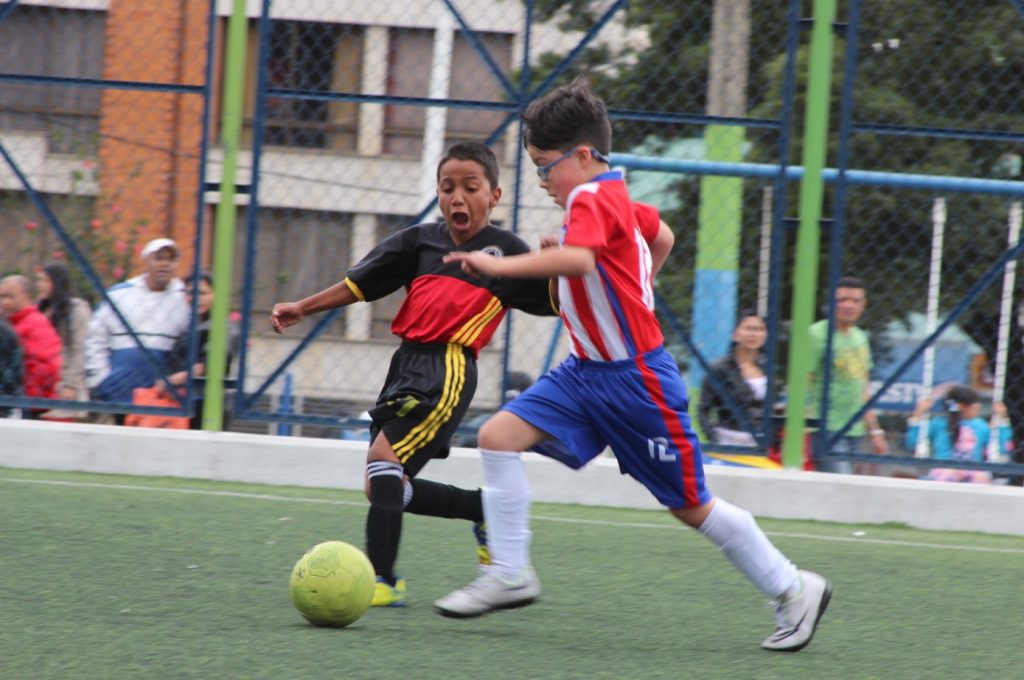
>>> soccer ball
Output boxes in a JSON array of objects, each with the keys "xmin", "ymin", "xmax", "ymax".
[{"xmin": 289, "ymin": 540, "xmax": 375, "ymax": 627}]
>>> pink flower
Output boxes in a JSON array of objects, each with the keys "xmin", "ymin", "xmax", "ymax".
[
  {"xmin": 24, "ymin": 221, "xmax": 38, "ymax": 231},
  {"xmin": 83, "ymin": 159, "xmax": 95, "ymax": 170},
  {"xmin": 111, "ymin": 204, "xmax": 123, "ymax": 214},
  {"xmin": 52, "ymin": 251, "xmax": 65, "ymax": 260},
  {"xmin": 112, "ymin": 266, "xmax": 125, "ymax": 279},
  {"xmin": 114, "ymin": 240, "xmax": 128, "ymax": 254},
  {"xmin": 90, "ymin": 219, "xmax": 103, "ymax": 231}
]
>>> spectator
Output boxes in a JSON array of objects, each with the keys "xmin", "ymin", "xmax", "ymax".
[
  {"xmin": 0, "ymin": 316, "xmax": 23, "ymax": 417},
  {"xmin": 905, "ymin": 384, "xmax": 1011, "ymax": 484},
  {"xmin": 698, "ymin": 310, "xmax": 768, "ymax": 447},
  {"xmin": 962, "ymin": 302, "xmax": 1024, "ymax": 480},
  {"xmin": 163, "ymin": 271, "xmax": 239, "ymax": 429},
  {"xmin": 84, "ymin": 238, "xmax": 190, "ymax": 423},
  {"xmin": 36, "ymin": 262, "xmax": 92, "ymax": 421},
  {"xmin": 808, "ymin": 276, "xmax": 888, "ymax": 473},
  {"xmin": 0, "ymin": 274, "xmax": 63, "ymax": 418}
]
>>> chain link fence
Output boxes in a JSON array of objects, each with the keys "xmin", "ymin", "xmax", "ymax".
[
  {"xmin": 0, "ymin": 1, "xmax": 214, "ymax": 422},
  {"xmin": 2, "ymin": 0, "xmax": 1024, "ymax": 479}
]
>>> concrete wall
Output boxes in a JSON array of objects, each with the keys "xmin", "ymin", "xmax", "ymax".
[{"xmin": 3, "ymin": 418, "xmax": 1023, "ymax": 537}]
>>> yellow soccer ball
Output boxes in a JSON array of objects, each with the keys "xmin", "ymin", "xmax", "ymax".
[{"xmin": 289, "ymin": 541, "xmax": 375, "ymax": 627}]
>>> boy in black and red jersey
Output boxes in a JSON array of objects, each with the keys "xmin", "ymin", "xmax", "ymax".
[{"xmin": 270, "ymin": 142, "xmax": 557, "ymax": 607}]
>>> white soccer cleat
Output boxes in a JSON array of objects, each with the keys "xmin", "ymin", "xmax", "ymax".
[
  {"xmin": 434, "ymin": 567, "xmax": 541, "ymax": 618},
  {"xmin": 761, "ymin": 570, "xmax": 832, "ymax": 652}
]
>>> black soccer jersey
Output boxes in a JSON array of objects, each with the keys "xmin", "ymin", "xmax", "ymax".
[{"xmin": 344, "ymin": 221, "xmax": 557, "ymax": 356}]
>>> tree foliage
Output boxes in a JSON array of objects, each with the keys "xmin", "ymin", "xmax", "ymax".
[{"xmin": 526, "ymin": 0, "xmax": 1024, "ymax": 355}]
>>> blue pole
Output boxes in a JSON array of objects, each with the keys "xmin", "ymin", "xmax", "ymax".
[{"xmin": 276, "ymin": 372, "xmax": 293, "ymax": 437}]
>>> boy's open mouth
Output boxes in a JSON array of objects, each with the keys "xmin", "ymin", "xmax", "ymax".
[{"xmin": 451, "ymin": 212, "xmax": 470, "ymax": 226}]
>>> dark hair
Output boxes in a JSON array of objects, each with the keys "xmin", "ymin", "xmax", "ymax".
[
  {"xmin": 730, "ymin": 308, "xmax": 766, "ymax": 354},
  {"xmin": 185, "ymin": 271, "xmax": 214, "ymax": 319},
  {"xmin": 521, "ymin": 80, "xmax": 612, "ymax": 155},
  {"xmin": 836, "ymin": 276, "xmax": 866, "ymax": 291},
  {"xmin": 185, "ymin": 271, "xmax": 213, "ymax": 288},
  {"xmin": 436, "ymin": 142, "xmax": 500, "ymax": 189},
  {"xmin": 735, "ymin": 308, "xmax": 764, "ymax": 327},
  {"xmin": 944, "ymin": 384, "xmax": 979, "ymax": 444},
  {"xmin": 37, "ymin": 262, "xmax": 75, "ymax": 345}
]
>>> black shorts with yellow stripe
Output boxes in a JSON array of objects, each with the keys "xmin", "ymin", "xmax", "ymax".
[{"xmin": 368, "ymin": 340, "xmax": 478, "ymax": 478}]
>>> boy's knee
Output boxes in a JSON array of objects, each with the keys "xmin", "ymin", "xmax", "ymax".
[
  {"xmin": 478, "ymin": 415, "xmax": 519, "ymax": 450},
  {"xmin": 478, "ymin": 410, "xmax": 544, "ymax": 451},
  {"xmin": 477, "ymin": 419, "xmax": 502, "ymax": 450}
]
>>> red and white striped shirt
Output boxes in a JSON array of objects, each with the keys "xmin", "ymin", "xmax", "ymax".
[{"xmin": 558, "ymin": 171, "xmax": 664, "ymax": 361}]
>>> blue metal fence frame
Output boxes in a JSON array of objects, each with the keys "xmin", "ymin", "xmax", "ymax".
[
  {"xmin": 233, "ymin": 0, "xmax": 804, "ymax": 442},
  {"xmin": 1, "ymin": 1, "xmax": 1019, "ymax": 475}
]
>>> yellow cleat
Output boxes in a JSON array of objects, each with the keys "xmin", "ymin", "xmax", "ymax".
[
  {"xmin": 473, "ymin": 522, "xmax": 491, "ymax": 566},
  {"xmin": 371, "ymin": 577, "xmax": 407, "ymax": 608}
]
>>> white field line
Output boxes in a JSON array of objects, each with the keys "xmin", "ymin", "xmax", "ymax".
[{"xmin": 4, "ymin": 476, "xmax": 1024, "ymax": 556}]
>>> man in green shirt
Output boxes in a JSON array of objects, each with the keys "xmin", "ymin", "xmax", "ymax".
[{"xmin": 808, "ymin": 276, "xmax": 889, "ymax": 473}]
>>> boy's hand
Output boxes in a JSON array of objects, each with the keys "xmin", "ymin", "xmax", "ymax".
[
  {"xmin": 270, "ymin": 302, "xmax": 303, "ymax": 333},
  {"xmin": 539, "ymin": 234, "xmax": 560, "ymax": 249},
  {"xmin": 444, "ymin": 251, "xmax": 499, "ymax": 278}
]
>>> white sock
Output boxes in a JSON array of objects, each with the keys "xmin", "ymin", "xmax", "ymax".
[
  {"xmin": 403, "ymin": 480, "xmax": 413, "ymax": 508},
  {"xmin": 480, "ymin": 449, "xmax": 531, "ymax": 580},
  {"xmin": 698, "ymin": 498, "xmax": 799, "ymax": 598}
]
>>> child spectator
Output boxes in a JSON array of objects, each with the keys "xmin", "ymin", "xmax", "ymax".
[{"xmin": 906, "ymin": 384, "xmax": 1011, "ymax": 483}]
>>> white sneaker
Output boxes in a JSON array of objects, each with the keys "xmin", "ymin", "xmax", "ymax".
[
  {"xmin": 435, "ymin": 567, "xmax": 541, "ymax": 618},
  {"xmin": 761, "ymin": 570, "xmax": 832, "ymax": 652}
]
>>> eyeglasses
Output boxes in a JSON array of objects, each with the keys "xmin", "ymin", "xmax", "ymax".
[{"xmin": 535, "ymin": 147, "xmax": 611, "ymax": 181}]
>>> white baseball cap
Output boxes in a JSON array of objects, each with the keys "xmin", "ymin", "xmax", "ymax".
[{"xmin": 140, "ymin": 238, "xmax": 180, "ymax": 259}]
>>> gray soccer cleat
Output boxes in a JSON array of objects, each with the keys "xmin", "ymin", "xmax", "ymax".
[
  {"xmin": 434, "ymin": 567, "xmax": 540, "ymax": 618},
  {"xmin": 761, "ymin": 570, "xmax": 832, "ymax": 652}
]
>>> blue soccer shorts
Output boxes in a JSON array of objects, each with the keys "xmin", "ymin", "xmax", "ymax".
[{"xmin": 505, "ymin": 346, "xmax": 711, "ymax": 509}]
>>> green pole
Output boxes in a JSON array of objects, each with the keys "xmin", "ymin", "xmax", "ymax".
[
  {"xmin": 781, "ymin": 0, "xmax": 837, "ymax": 467},
  {"xmin": 690, "ymin": 125, "xmax": 744, "ymax": 430},
  {"xmin": 202, "ymin": 0, "xmax": 248, "ymax": 431}
]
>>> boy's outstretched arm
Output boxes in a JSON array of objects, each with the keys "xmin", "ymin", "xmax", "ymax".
[
  {"xmin": 445, "ymin": 245, "xmax": 595, "ymax": 280},
  {"xmin": 649, "ymin": 219, "xmax": 674, "ymax": 277},
  {"xmin": 270, "ymin": 278, "xmax": 360, "ymax": 334}
]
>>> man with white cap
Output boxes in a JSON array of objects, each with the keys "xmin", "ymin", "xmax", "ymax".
[{"xmin": 84, "ymin": 237, "xmax": 190, "ymax": 421}]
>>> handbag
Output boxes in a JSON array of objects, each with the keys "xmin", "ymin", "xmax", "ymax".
[{"xmin": 124, "ymin": 386, "xmax": 190, "ymax": 429}]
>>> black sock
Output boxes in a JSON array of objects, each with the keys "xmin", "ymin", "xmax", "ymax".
[
  {"xmin": 405, "ymin": 478, "xmax": 483, "ymax": 523},
  {"xmin": 365, "ymin": 465, "xmax": 404, "ymax": 582}
]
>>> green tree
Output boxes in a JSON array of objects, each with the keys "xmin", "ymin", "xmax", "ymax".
[{"xmin": 525, "ymin": 0, "xmax": 1024, "ymax": 365}]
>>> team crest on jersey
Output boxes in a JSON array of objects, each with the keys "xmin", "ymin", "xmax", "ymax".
[{"xmin": 480, "ymin": 245, "xmax": 504, "ymax": 258}]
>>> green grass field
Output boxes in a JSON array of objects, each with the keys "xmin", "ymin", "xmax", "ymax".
[{"xmin": 2, "ymin": 466, "xmax": 1022, "ymax": 680}]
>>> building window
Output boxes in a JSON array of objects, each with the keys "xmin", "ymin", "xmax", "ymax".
[
  {"xmin": 238, "ymin": 207, "xmax": 353, "ymax": 337},
  {"xmin": 384, "ymin": 29, "xmax": 513, "ymax": 158},
  {"xmin": 244, "ymin": 20, "xmax": 362, "ymax": 152},
  {"xmin": 382, "ymin": 29, "xmax": 432, "ymax": 157},
  {"xmin": 446, "ymin": 31, "xmax": 514, "ymax": 153},
  {"xmin": 0, "ymin": 7, "xmax": 105, "ymax": 155},
  {"xmin": 0, "ymin": 192, "xmax": 97, "ymax": 297}
]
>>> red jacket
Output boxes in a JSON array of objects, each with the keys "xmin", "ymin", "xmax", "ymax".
[{"xmin": 9, "ymin": 305, "xmax": 62, "ymax": 399}]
